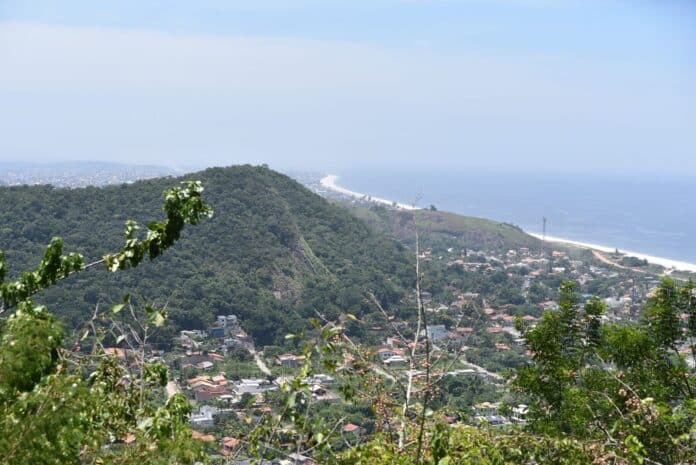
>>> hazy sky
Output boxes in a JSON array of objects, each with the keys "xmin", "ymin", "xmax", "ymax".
[{"xmin": 0, "ymin": 1, "xmax": 694, "ymax": 174}]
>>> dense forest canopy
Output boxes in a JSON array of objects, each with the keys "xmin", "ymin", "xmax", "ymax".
[
  {"xmin": 1, "ymin": 165, "xmax": 552, "ymax": 346},
  {"xmin": 0, "ymin": 166, "xmax": 414, "ymax": 345}
]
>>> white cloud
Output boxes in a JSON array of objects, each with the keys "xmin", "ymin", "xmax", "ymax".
[
  {"xmin": 0, "ymin": 21, "xmax": 692, "ymax": 170},
  {"xmin": 0, "ymin": 22, "xmax": 654, "ymax": 108}
]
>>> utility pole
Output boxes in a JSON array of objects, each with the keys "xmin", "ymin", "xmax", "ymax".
[{"xmin": 542, "ymin": 216, "xmax": 547, "ymax": 257}]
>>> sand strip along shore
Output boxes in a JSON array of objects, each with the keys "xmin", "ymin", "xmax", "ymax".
[
  {"xmin": 529, "ymin": 233, "xmax": 696, "ymax": 273},
  {"xmin": 320, "ymin": 175, "xmax": 419, "ymax": 211},
  {"xmin": 320, "ymin": 174, "xmax": 695, "ymax": 273}
]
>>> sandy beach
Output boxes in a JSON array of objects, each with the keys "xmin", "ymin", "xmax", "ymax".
[
  {"xmin": 320, "ymin": 175, "xmax": 419, "ymax": 211},
  {"xmin": 529, "ymin": 233, "xmax": 696, "ymax": 274},
  {"xmin": 321, "ymin": 174, "xmax": 696, "ymax": 274}
]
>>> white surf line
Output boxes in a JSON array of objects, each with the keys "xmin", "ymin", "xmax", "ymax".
[
  {"xmin": 320, "ymin": 174, "xmax": 419, "ymax": 211},
  {"xmin": 319, "ymin": 174, "xmax": 695, "ymax": 273},
  {"xmin": 529, "ymin": 233, "xmax": 696, "ymax": 273}
]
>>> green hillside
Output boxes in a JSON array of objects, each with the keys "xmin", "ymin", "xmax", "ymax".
[
  {"xmin": 343, "ymin": 203, "xmax": 541, "ymax": 253},
  {"xmin": 0, "ymin": 166, "xmax": 413, "ymax": 345}
]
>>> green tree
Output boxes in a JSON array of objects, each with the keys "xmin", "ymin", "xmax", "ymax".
[
  {"xmin": 239, "ymin": 392, "xmax": 256, "ymax": 409},
  {"xmin": 0, "ymin": 181, "xmax": 213, "ymax": 465},
  {"xmin": 337, "ymin": 423, "xmax": 597, "ymax": 465},
  {"xmin": 515, "ymin": 279, "xmax": 696, "ymax": 464}
]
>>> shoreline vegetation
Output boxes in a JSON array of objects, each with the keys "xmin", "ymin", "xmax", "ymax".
[{"xmin": 320, "ymin": 174, "xmax": 696, "ymax": 274}]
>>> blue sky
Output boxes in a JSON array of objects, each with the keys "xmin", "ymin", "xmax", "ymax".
[{"xmin": 0, "ymin": 0, "xmax": 694, "ymax": 173}]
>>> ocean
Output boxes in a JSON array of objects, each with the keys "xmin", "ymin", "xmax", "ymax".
[{"xmin": 335, "ymin": 169, "xmax": 695, "ymax": 264}]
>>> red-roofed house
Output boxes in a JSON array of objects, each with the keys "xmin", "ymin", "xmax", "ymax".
[
  {"xmin": 221, "ymin": 437, "xmax": 240, "ymax": 456},
  {"xmin": 104, "ymin": 347, "xmax": 126, "ymax": 359},
  {"xmin": 192, "ymin": 430, "xmax": 215, "ymax": 442},
  {"xmin": 195, "ymin": 384, "xmax": 230, "ymax": 402},
  {"xmin": 377, "ymin": 347, "xmax": 404, "ymax": 360},
  {"xmin": 343, "ymin": 423, "xmax": 361, "ymax": 434}
]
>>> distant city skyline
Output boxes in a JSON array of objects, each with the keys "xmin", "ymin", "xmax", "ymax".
[{"xmin": 0, "ymin": 1, "xmax": 694, "ymax": 174}]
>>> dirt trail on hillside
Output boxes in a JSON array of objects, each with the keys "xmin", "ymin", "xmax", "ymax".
[
  {"xmin": 248, "ymin": 347, "xmax": 272, "ymax": 376},
  {"xmin": 592, "ymin": 251, "xmax": 645, "ymax": 273}
]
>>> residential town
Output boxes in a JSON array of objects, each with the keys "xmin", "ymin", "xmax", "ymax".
[
  {"xmin": 99, "ymin": 240, "xmax": 693, "ymax": 464},
  {"xmin": 0, "ymin": 162, "xmax": 176, "ymax": 187}
]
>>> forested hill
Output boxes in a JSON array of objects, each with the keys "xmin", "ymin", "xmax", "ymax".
[{"xmin": 0, "ymin": 165, "xmax": 413, "ymax": 345}]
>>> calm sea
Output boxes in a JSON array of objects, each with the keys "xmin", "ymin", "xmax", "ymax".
[{"xmin": 336, "ymin": 169, "xmax": 696, "ymax": 263}]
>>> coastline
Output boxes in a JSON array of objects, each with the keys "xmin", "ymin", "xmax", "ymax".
[
  {"xmin": 320, "ymin": 175, "xmax": 419, "ymax": 211},
  {"xmin": 321, "ymin": 174, "xmax": 696, "ymax": 274},
  {"xmin": 528, "ymin": 233, "xmax": 696, "ymax": 274}
]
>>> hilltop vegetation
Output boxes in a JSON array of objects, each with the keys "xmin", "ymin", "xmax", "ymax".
[
  {"xmin": 0, "ymin": 166, "xmax": 413, "ymax": 345},
  {"xmin": 0, "ymin": 165, "xmax": 561, "ymax": 347},
  {"xmin": 344, "ymin": 203, "xmax": 541, "ymax": 254}
]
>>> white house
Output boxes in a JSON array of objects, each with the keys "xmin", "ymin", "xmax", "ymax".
[
  {"xmin": 189, "ymin": 405, "xmax": 219, "ymax": 429},
  {"xmin": 424, "ymin": 325, "xmax": 449, "ymax": 342}
]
